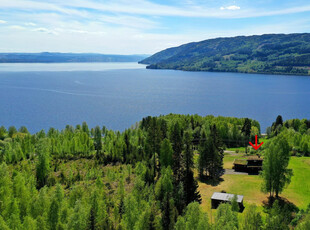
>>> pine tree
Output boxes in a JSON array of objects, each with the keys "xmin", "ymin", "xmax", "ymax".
[
  {"xmin": 121, "ymin": 194, "xmax": 139, "ymax": 230},
  {"xmin": 13, "ymin": 172, "xmax": 31, "ymax": 220},
  {"xmin": 208, "ymin": 125, "xmax": 224, "ymax": 180},
  {"xmin": 0, "ymin": 163, "xmax": 12, "ymax": 215},
  {"xmin": 160, "ymin": 138, "xmax": 173, "ymax": 169},
  {"xmin": 170, "ymin": 121, "xmax": 183, "ymax": 185},
  {"xmin": 8, "ymin": 126, "xmax": 17, "ymax": 138},
  {"xmin": 183, "ymin": 130, "xmax": 201, "ymax": 205},
  {"xmin": 82, "ymin": 122, "xmax": 90, "ymax": 135},
  {"xmin": 271, "ymin": 115, "xmax": 284, "ymax": 136},
  {"xmin": 7, "ymin": 198, "xmax": 22, "ymax": 230},
  {"xmin": 36, "ymin": 139, "xmax": 50, "ymax": 189},
  {"xmin": 94, "ymin": 126, "xmax": 102, "ymax": 160},
  {"xmin": 242, "ymin": 118, "xmax": 252, "ymax": 153},
  {"xmin": 145, "ymin": 117, "xmax": 162, "ymax": 180},
  {"xmin": 198, "ymin": 131, "xmax": 208, "ymax": 178},
  {"xmin": 48, "ymin": 184, "xmax": 63, "ymax": 230}
]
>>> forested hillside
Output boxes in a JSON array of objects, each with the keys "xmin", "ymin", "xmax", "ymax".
[
  {"xmin": 140, "ymin": 33, "xmax": 310, "ymax": 75},
  {"xmin": 0, "ymin": 114, "xmax": 310, "ymax": 229}
]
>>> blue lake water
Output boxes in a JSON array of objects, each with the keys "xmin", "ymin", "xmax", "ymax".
[{"xmin": 0, "ymin": 63, "xmax": 309, "ymax": 133}]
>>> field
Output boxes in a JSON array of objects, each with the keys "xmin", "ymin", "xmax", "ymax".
[{"xmin": 197, "ymin": 151, "xmax": 310, "ymax": 219}]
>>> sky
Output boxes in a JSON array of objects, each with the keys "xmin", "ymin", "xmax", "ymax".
[{"xmin": 0, "ymin": 0, "xmax": 310, "ymax": 54}]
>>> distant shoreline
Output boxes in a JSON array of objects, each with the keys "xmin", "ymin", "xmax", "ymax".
[{"xmin": 0, "ymin": 52, "xmax": 149, "ymax": 63}]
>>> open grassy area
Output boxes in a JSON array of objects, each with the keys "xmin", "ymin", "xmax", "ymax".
[
  {"xmin": 281, "ymin": 157, "xmax": 310, "ymax": 209},
  {"xmin": 198, "ymin": 154, "xmax": 310, "ymax": 219}
]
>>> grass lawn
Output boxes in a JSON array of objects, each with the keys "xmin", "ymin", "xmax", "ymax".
[
  {"xmin": 225, "ymin": 146, "xmax": 246, "ymax": 152},
  {"xmin": 198, "ymin": 155, "xmax": 310, "ymax": 219},
  {"xmin": 281, "ymin": 157, "xmax": 310, "ymax": 209}
]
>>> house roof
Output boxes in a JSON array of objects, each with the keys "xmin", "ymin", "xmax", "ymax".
[
  {"xmin": 247, "ymin": 156, "xmax": 263, "ymax": 161},
  {"xmin": 233, "ymin": 159, "xmax": 247, "ymax": 165},
  {"xmin": 211, "ymin": 192, "xmax": 243, "ymax": 203}
]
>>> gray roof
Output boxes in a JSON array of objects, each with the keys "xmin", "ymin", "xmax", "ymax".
[{"xmin": 211, "ymin": 192, "xmax": 243, "ymax": 203}]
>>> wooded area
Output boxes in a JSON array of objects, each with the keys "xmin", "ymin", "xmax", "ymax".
[{"xmin": 0, "ymin": 114, "xmax": 309, "ymax": 229}]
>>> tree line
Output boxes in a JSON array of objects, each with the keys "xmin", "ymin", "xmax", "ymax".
[{"xmin": 0, "ymin": 114, "xmax": 309, "ymax": 229}]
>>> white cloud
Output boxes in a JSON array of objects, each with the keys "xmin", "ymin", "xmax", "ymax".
[
  {"xmin": 99, "ymin": 15, "xmax": 159, "ymax": 29},
  {"xmin": 32, "ymin": 27, "xmax": 58, "ymax": 35},
  {"xmin": 220, "ymin": 5, "xmax": 240, "ymax": 11},
  {"xmin": 9, "ymin": 25, "xmax": 26, "ymax": 30},
  {"xmin": 0, "ymin": 20, "xmax": 7, "ymax": 24},
  {"xmin": 25, "ymin": 22, "xmax": 36, "ymax": 26},
  {"xmin": 0, "ymin": 0, "xmax": 309, "ymax": 54},
  {"xmin": 0, "ymin": 0, "xmax": 310, "ymax": 19}
]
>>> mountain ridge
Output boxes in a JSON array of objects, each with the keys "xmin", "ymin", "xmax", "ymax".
[{"xmin": 139, "ymin": 33, "xmax": 310, "ymax": 75}]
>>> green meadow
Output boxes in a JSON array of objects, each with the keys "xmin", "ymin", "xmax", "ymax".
[{"xmin": 197, "ymin": 153, "xmax": 310, "ymax": 217}]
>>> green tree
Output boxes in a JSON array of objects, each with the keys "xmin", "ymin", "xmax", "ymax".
[
  {"xmin": 183, "ymin": 130, "xmax": 201, "ymax": 205},
  {"xmin": 230, "ymin": 195, "xmax": 239, "ymax": 212},
  {"xmin": 82, "ymin": 122, "xmax": 90, "ymax": 135},
  {"xmin": 145, "ymin": 117, "xmax": 162, "ymax": 180},
  {"xmin": 198, "ymin": 131, "xmax": 208, "ymax": 178},
  {"xmin": 175, "ymin": 202, "xmax": 209, "ymax": 230},
  {"xmin": 0, "ymin": 215, "xmax": 9, "ymax": 230},
  {"xmin": 264, "ymin": 200, "xmax": 290, "ymax": 230},
  {"xmin": 242, "ymin": 118, "xmax": 252, "ymax": 153},
  {"xmin": 271, "ymin": 115, "xmax": 284, "ymax": 136},
  {"xmin": 296, "ymin": 215, "xmax": 310, "ymax": 230},
  {"xmin": 48, "ymin": 184, "xmax": 63, "ymax": 230},
  {"xmin": 215, "ymin": 203, "xmax": 238, "ymax": 230},
  {"xmin": 0, "ymin": 163, "xmax": 12, "ymax": 214},
  {"xmin": 8, "ymin": 126, "xmax": 17, "ymax": 138},
  {"xmin": 22, "ymin": 216, "xmax": 36, "ymax": 230},
  {"xmin": 121, "ymin": 194, "xmax": 139, "ymax": 230},
  {"xmin": 261, "ymin": 136, "xmax": 293, "ymax": 198},
  {"xmin": 160, "ymin": 138, "xmax": 173, "ymax": 169},
  {"xmin": 170, "ymin": 121, "xmax": 183, "ymax": 184},
  {"xmin": 94, "ymin": 126, "xmax": 102, "ymax": 159},
  {"xmin": 68, "ymin": 200, "xmax": 89, "ymax": 230},
  {"xmin": 240, "ymin": 204, "xmax": 263, "ymax": 230},
  {"xmin": 208, "ymin": 125, "xmax": 224, "ymax": 180},
  {"xmin": 19, "ymin": 126, "xmax": 29, "ymax": 134},
  {"xmin": 7, "ymin": 198, "xmax": 22, "ymax": 230},
  {"xmin": 13, "ymin": 172, "xmax": 31, "ymax": 219},
  {"xmin": 36, "ymin": 139, "xmax": 51, "ymax": 188},
  {"xmin": 0, "ymin": 126, "xmax": 7, "ymax": 140}
]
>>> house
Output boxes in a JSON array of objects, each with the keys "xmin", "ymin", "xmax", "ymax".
[
  {"xmin": 246, "ymin": 156, "xmax": 263, "ymax": 173},
  {"xmin": 211, "ymin": 192, "xmax": 244, "ymax": 211},
  {"xmin": 233, "ymin": 155, "xmax": 263, "ymax": 173},
  {"xmin": 232, "ymin": 159, "xmax": 247, "ymax": 172}
]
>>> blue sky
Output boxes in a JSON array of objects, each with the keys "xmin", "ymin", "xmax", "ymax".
[{"xmin": 0, "ymin": 0, "xmax": 310, "ymax": 54}]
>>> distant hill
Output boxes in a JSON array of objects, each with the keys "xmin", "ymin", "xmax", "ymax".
[
  {"xmin": 140, "ymin": 33, "xmax": 310, "ymax": 75},
  {"xmin": 0, "ymin": 53, "xmax": 149, "ymax": 63}
]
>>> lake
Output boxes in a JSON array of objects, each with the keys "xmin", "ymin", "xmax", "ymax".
[{"xmin": 0, "ymin": 62, "xmax": 309, "ymax": 133}]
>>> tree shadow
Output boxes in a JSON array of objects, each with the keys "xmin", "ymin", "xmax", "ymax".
[
  {"xmin": 199, "ymin": 175, "xmax": 224, "ymax": 186},
  {"xmin": 262, "ymin": 196, "xmax": 299, "ymax": 213}
]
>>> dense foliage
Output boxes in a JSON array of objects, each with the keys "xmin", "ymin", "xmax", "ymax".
[
  {"xmin": 0, "ymin": 114, "xmax": 309, "ymax": 229},
  {"xmin": 140, "ymin": 33, "xmax": 310, "ymax": 76},
  {"xmin": 266, "ymin": 116, "xmax": 310, "ymax": 156}
]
